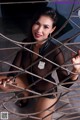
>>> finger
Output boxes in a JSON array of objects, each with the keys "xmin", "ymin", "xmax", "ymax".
[
  {"xmin": 7, "ymin": 78, "xmax": 11, "ymax": 82},
  {"xmin": 71, "ymin": 52, "xmax": 78, "ymax": 60},
  {"xmin": 9, "ymin": 80, "xmax": 13, "ymax": 84},
  {"xmin": 71, "ymin": 58, "xmax": 76, "ymax": 63},
  {"xmin": 0, "ymin": 80, "xmax": 3, "ymax": 85},
  {"xmin": 3, "ymin": 81, "xmax": 7, "ymax": 87},
  {"xmin": 78, "ymin": 50, "xmax": 80, "ymax": 55}
]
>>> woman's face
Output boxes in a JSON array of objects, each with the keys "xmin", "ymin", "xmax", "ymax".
[{"xmin": 32, "ymin": 15, "xmax": 56, "ymax": 44}]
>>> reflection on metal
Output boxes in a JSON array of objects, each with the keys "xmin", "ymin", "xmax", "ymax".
[
  {"xmin": 0, "ymin": 0, "xmax": 51, "ymax": 5},
  {"xmin": 0, "ymin": 0, "xmax": 80, "ymax": 120}
]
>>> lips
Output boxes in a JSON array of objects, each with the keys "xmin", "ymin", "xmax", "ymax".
[{"xmin": 35, "ymin": 33, "xmax": 42, "ymax": 38}]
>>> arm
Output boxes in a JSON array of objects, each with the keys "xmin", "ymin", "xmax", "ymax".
[
  {"xmin": 8, "ymin": 38, "xmax": 30, "ymax": 76},
  {"xmin": 8, "ymin": 50, "xmax": 22, "ymax": 76},
  {"xmin": 9, "ymin": 51, "xmax": 22, "ymax": 70},
  {"xmin": 55, "ymin": 49, "xmax": 80, "ymax": 87},
  {"xmin": 70, "ymin": 50, "xmax": 80, "ymax": 80},
  {"xmin": 1, "ymin": 39, "xmax": 30, "ymax": 86}
]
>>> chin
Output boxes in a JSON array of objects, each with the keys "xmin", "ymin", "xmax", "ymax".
[{"xmin": 35, "ymin": 38, "xmax": 42, "ymax": 42}]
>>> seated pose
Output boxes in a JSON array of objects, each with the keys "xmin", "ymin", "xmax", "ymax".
[{"xmin": 0, "ymin": 7, "xmax": 80, "ymax": 120}]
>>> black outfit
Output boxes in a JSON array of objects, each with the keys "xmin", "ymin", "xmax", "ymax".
[{"xmin": 9, "ymin": 38, "xmax": 74, "ymax": 98}]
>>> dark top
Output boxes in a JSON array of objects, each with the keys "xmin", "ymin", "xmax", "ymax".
[{"xmin": 9, "ymin": 38, "xmax": 73, "ymax": 96}]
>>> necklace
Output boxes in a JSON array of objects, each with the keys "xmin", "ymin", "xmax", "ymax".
[{"xmin": 38, "ymin": 61, "xmax": 45, "ymax": 69}]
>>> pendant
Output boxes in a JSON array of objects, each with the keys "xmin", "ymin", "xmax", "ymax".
[{"xmin": 38, "ymin": 61, "xmax": 45, "ymax": 69}]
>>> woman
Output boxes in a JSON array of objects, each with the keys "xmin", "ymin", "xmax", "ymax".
[{"xmin": 0, "ymin": 7, "xmax": 80, "ymax": 120}]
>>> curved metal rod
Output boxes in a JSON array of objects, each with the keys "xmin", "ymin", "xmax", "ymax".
[
  {"xmin": 51, "ymin": 37, "xmax": 77, "ymax": 54},
  {"xmin": 52, "ymin": 0, "xmax": 75, "ymax": 37},
  {"xmin": 0, "ymin": 32, "xmax": 80, "ymax": 78},
  {"xmin": 13, "ymin": 32, "xmax": 80, "ymax": 83},
  {"xmin": 0, "ymin": 0, "xmax": 49, "ymax": 5},
  {"xmin": 2, "ymin": 93, "xmax": 61, "ymax": 118},
  {"xmin": 0, "ymin": 47, "xmax": 20, "ymax": 51},
  {"xmin": 0, "ymin": 60, "xmax": 57, "ymax": 86},
  {"xmin": 0, "ymin": 34, "xmax": 76, "ymax": 74}
]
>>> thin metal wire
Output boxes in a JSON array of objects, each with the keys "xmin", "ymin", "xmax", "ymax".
[
  {"xmin": 56, "ymin": 114, "xmax": 65, "ymax": 120},
  {"xmin": 0, "ymin": 0, "xmax": 77, "ymax": 120},
  {"xmin": 12, "ymin": 32, "xmax": 80, "ymax": 82},
  {"xmin": 70, "ymin": 15, "xmax": 79, "ymax": 18},
  {"xmin": 57, "ymin": 111, "xmax": 80, "ymax": 120},
  {"xmin": 1, "ymin": 78, "xmax": 80, "ymax": 119},
  {"xmin": 69, "ymin": 18, "xmax": 80, "ymax": 29},
  {"xmin": 1, "ymin": 48, "xmax": 19, "ymax": 62},
  {"xmin": 1, "ymin": 52, "xmax": 80, "ymax": 98},
  {"xmin": 62, "ymin": 63, "xmax": 80, "ymax": 67},
  {"xmin": 73, "ymin": 6, "xmax": 80, "ymax": 12},
  {"xmin": 61, "ymin": 99, "xmax": 80, "ymax": 103},
  {"xmin": 0, "ymin": 33, "xmax": 77, "ymax": 74},
  {"xmin": 0, "ymin": 48, "xmax": 79, "ymax": 119},
  {"xmin": 0, "ymin": 83, "xmax": 80, "ymax": 97},
  {"xmin": 61, "ymin": 93, "xmax": 80, "ymax": 100},
  {"xmin": 58, "ymin": 105, "xmax": 80, "ymax": 112},
  {"xmin": 65, "ymin": 42, "xmax": 80, "ymax": 45},
  {"xmin": 0, "ymin": 60, "xmax": 57, "ymax": 85},
  {"xmin": 53, "ymin": 103, "xmax": 69, "ymax": 115},
  {"xmin": 64, "ymin": 116, "xmax": 80, "ymax": 120},
  {"xmin": 61, "ymin": 87, "xmax": 80, "ymax": 97},
  {"xmin": 0, "ymin": 70, "xmax": 21, "ymax": 75},
  {"xmin": 2, "ymin": 103, "xmax": 41, "ymax": 120},
  {"xmin": 0, "ymin": 81, "xmax": 61, "ymax": 118},
  {"xmin": 52, "ymin": 0, "xmax": 75, "ymax": 38},
  {"xmin": 0, "ymin": 32, "xmax": 80, "ymax": 77},
  {"xmin": 51, "ymin": 37, "xmax": 77, "ymax": 54},
  {"xmin": 0, "ymin": 31, "xmax": 80, "ymax": 117},
  {"xmin": 1, "ymin": 53, "xmax": 80, "ymax": 99},
  {"xmin": 0, "ymin": 47, "xmax": 20, "ymax": 51},
  {"xmin": 2, "ymin": 93, "xmax": 61, "ymax": 118},
  {"xmin": 0, "ymin": 31, "xmax": 79, "ymax": 90},
  {"xmin": 12, "ymin": 33, "xmax": 80, "ymax": 84},
  {"xmin": 0, "ymin": 0, "xmax": 51, "ymax": 5}
]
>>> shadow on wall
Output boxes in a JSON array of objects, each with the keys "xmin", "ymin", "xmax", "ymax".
[
  {"xmin": 54, "ymin": 11, "xmax": 73, "ymax": 38},
  {"xmin": 1, "ymin": 1, "xmax": 73, "ymax": 37},
  {"xmin": 1, "ymin": 1, "xmax": 47, "ymax": 34}
]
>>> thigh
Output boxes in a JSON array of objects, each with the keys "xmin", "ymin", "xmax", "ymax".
[
  {"xmin": 15, "ymin": 74, "xmax": 28, "ymax": 88},
  {"xmin": 35, "ymin": 97, "xmax": 57, "ymax": 120}
]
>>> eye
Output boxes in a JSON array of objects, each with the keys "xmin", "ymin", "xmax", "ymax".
[{"xmin": 44, "ymin": 25, "xmax": 49, "ymax": 29}]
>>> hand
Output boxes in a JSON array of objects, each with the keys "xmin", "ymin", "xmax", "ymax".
[
  {"xmin": 72, "ymin": 50, "xmax": 80, "ymax": 72},
  {"xmin": 0, "ymin": 76, "xmax": 16, "ymax": 87}
]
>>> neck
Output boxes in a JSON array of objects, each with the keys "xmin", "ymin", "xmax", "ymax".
[
  {"xmin": 35, "ymin": 39, "xmax": 47, "ymax": 48},
  {"xmin": 35, "ymin": 43, "xmax": 42, "ymax": 49}
]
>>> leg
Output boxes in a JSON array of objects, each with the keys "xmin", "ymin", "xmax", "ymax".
[
  {"xmin": 35, "ymin": 97, "xmax": 57, "ymax": 120},
  {"xmin": 14, "ymin": 74, "xmax": 29, "ymax": 97}
]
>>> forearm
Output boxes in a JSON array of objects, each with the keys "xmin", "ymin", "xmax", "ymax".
[
  {"xmin": 57, "ymin": 68, "xmax": 79, "ymax": 88},
  {"xmin": 70, "ymin": 68, "xmax": 80, "ymax": 81},
  {"xmin": 8, "ymin": 51, "xmax": 22, "ymax": 77},
  {"xmin": 9, "ymin": 51, "xmax": 22, "ymax": 71},
  {"xmin": 62, "ymin": 68, "xmax": 79, "ymax": 88}
]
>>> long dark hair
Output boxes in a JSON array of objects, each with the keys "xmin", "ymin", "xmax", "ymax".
[{"xmin": 32, "ymin": 6, "xmax": 57, "ymax": 28}]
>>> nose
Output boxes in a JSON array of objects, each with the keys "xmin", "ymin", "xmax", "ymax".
[{"xmin": 37, "ymin": 26, "xmax": 43, "ymax": 33}]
